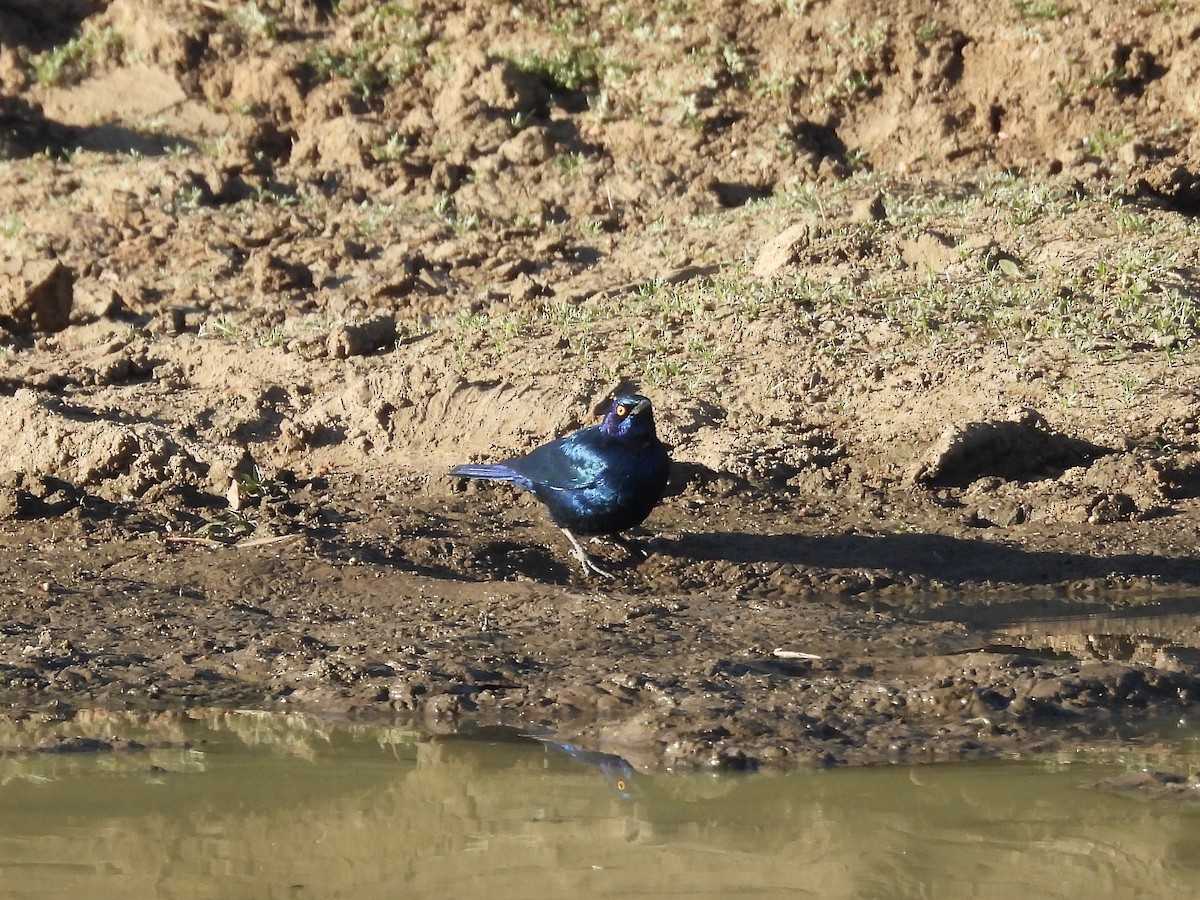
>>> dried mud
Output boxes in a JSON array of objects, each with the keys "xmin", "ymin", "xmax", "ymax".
[{"xmin": 2, "ymin": 0, "xmax": 1200, "ymax": 769}]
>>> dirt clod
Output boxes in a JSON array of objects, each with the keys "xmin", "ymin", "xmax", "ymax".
[{"xmin": 0, "ymin": 259, "xmax": 73, "ymax": 337}]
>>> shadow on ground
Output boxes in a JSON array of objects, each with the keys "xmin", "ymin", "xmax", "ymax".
[{"xmin": 665, "ymin": 529, "xmax": 1200, "ymax": 588}]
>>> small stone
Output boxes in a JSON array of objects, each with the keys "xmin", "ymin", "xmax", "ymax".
[
  {"xmin": 73, "ymin": 281, "xmax": 126, "ymax": 320},
  {"xmin": 974, "ymin": 500, "xmax": 1029, "ymax": 527},
  {"xmin": 0, "ymin": 259, "xmax": 74, "ymax": 335},
  {"xmin": 504, "ymin": 272, "xmax": 548, "ymax": 301},
  {"xmin": 1087, "ymin": 492, "xmax": 1138, "ymax": 524},
  {"xmin": 751, "ymin": 222, "xmax": 811, "ymax": 277},
  {"xmin": 247, "ymin": 252, "xmax": 313, "ymax": 294},
  {"xmin": 849, "ymin": 191, "xmax": 887, "ymax": 223},
  {"xmin": 499, "ymin": 126, "xmax": 554, "ymax": 166},
  {"xmin": 910, "ymin": 407, "xmax": 1108, "ymax": 487},
  {"xmin": 1116, "ymin": 141, "xmax": 1144, "ymax": 168},
  {"xmin": 152, "ymin": 307, "xmax": 188, "ymax": 336},
  {"xmin": 898, "ymin": 230, "xmax": 959, "ymax": 273},
  {"xmin": 326, "ymin": 315, "xmax": 398, "ymax": 358}
]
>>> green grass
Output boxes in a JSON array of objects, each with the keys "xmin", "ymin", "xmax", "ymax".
[
  {"xmin": 231, "ymin": 2, "xmax": 278, "ymax": 41},
  {"xmin": 0, "ymin": 215, "xmax": 22, "ymax": 239},
  {"xmin": 258, "ymin": 325, "xmax": 288, "ymax": 348},
  {"xmin": 356, "ymin": 202, "xmax": 396, "ymax": 236},
  {"xmin": 1091, "ymin": 67, "xmax": 1129, "ymax": 89},
  {"xmin": 233, "ymin": 465, "xmax": 281, "ymax": 502},
  {"xmin": 165, "ymin": 185, "xmax": 206, "ymax": 217},
  {"xmin": 869, "ymin": 241, "xmax": 1199, "ymax": 348},
  {"xmin": 194, "ymin": 511, "xmax": 257, "ymax": 542},
  {"xmin": 370, "ymin": 133, "xmax": 410, "ymax": 162},
  {"xmin": 197, "ymin": 315, "xmax": 245, "ymax": 342},
  {"xmin": 821, "ymin": 71, "xmax": 873, "ymax": 105},
  {"xmin": 432, "ymin": 193, "xmax": 480, "ymax": 233},
  {"xmin": 827, "ymin": 20, "xmax": 888, "ymax": 55},
  {"xmin": 1013, "ymin": 0, "xmax": 1071, "ymax": 19},
  {"xmin": 610, "ymin": 177, "xmax": 1190, "ymax": 360},
  {"xmin": 195, "ymin": 316, "xmax": 302, "ymax": 350},
  {"xmin": 915, "ymin": 19, "xmax": 941, "ymax": 42},
  {"xmin": 29, "ymin": 26, "xmax": 123, "ymax": 87},
  {"xmin": 303, "ymin": 4, "xmax": 429, "ymax": 99},
  {"xmin": 557, "ymin": 150, "xmax": 586, "ymax": 179},
  {"xmin": 509, "ymin": 109, "xmax": 536, "ymax": 132},
  {"xmin": 327, "ymin": 170, "xmax": 1200, "ymax": 395},
  {"xmin": 305, "ymin": 45, "xmax": 393, "ymax": 98},
  {"xmin": 510, "ymin": 45, "xmax": 608, "ymax": 92}
]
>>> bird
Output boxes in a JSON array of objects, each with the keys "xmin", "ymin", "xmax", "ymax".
[
  {"xmin": 450, "ymin": 393, "xmax": 671, "ymax": 576},
  {"xmin": 541, "ymin": 739, "xmax": 638, "ymax": 800}
]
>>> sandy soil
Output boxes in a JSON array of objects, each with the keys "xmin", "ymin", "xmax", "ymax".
[{"xmin": 2, "ymin": 0, "xmax": 1200, "ymax": 769}]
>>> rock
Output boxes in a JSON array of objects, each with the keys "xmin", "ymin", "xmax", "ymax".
[
  {"xmin": 432, "ymin": 49, "xmax": 548, "ymax": 130},
  {"xmin": 1116, "ymin": 141, "xmax": 1145, "ymax": 168},
  {"xmin": 898, "ymin": 230, "xmax": 959, "ymax": 273},
  {"xmin": 712, "ymin": 180, "xmax": 772, "ymax": 208},
  {"xmin": 849, "ymin": 191, "xmax": 887, "ymax": 223},
  {"xmin": 490, "ymin": 258, "xmax": 534, "ymax": 281},
  {"xmin": 0, "ymin": 472, "xmax": 19, "ymax": 519},
  {"xmin": 0, "ymin": 259, "xmax": 73, "ymax": 336},
  {"xmin": 1086, "ymin": 492, "xmax": 1138, "ymax": 524},
  {"xmin": 0, "ymin": 389, "xmax": 207, "ymax": 508},
  {"xmin": 96, "ymin": 0, "xmax": 202, "ymax": 73},
  {"xmin": 504, "ymin": 272, "xmax": 549, "ymax": 302},
  {"xmin": 911, "ymin": 407, "xmax": 1110, "ymax": 487},
  {"xmin": 973, "ymin": 499, "xmax": 1030, "ymax": 527},
  {"xmin": 151, "ymin": 307, "xmax": 188, "ymax": 336},
  {"xmin": 291, "ymin": 115, "xmax": 391, "ymax": 169},
  {"xmin": 498, "ymin": 125, "xmax": 554, "ymax": 166},
  {"xmin": 247, "ymin": 252, "xmax": 313, "ymax": 295},
  {"xmin": 1079, "ymin": 454, "xmax": 1166, "ymax": 510},
  {"xmin": 73, "ymin": 278, "xmax": 128, "ymax": 321},
  {"xmin": 1094, "ymin": 770, "xmax": 1200, "ymax": 800},
  {"xmin": 751, "ymin": 222, "xmax": 811, "ymax": 277},
  {"xmin": 327, "ymin": 316, "xmax": 398, "ymax": 358},
  {"xmin": 1136, "ymin": 163, "xmax": 1200, "ymax": 215}
]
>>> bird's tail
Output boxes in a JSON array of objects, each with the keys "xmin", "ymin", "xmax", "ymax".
[{"xmin": 450, "ymin": 463, "xmax": 527, "ymax": 485}]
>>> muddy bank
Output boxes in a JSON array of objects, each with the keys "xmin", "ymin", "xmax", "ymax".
[{"xmin": 3, "ymin": 497, "xmax": 1200, "ymax": 770}]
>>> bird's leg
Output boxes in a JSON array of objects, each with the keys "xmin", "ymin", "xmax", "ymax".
[
  {"xmin": 593, "ymin": 533, "xmax": 648, "ymax": 559},
  {"xmin": 561, "ymin": 528, "xmax": 613, "ymax": 578}
]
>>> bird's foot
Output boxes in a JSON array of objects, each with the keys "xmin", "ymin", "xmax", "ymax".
[
  {"xmin": 562, "ymin": 528, "xmax": 613, "ymax": 578},
  {"xmin": 591, "ymin": 534, "xmax": 648, "ymax": 559}
]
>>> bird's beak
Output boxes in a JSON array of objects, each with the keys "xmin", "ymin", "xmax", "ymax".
[{"xmin": 630, "ymin": 398, "xmax": 651, "ymax": 416}]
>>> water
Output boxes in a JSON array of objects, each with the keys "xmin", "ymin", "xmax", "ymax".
[
  {"xmin": 1, "ymin": 710, "xmax": 1199, "ymax": 899},
  {"xmin": 921, "ymin": 596, "xmax": 1200, "ymax": 674}
]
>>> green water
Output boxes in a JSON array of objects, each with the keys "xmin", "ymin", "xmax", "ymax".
[{"xmin": 1, "ymin": 710, "xmax": 1199, "ymax": 900}]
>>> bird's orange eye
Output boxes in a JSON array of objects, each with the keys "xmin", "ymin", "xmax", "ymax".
[{"xmin": 616, "ymin": 404, "xmax": 628, "ymax": 416}]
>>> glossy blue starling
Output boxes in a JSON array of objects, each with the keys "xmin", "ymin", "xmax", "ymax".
[{"xmin": 451, "ymin": 393, "xmax": 671, "ymax": 576}]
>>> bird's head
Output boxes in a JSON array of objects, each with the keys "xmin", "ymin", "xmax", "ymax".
[{"xmin": 600, "ymin": 393, "xmax": 657, "ymax": 440}]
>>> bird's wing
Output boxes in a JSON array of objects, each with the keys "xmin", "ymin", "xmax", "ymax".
[{"xmin": 507, "ymin": 430, "xmax": 606, "ymax": 492}]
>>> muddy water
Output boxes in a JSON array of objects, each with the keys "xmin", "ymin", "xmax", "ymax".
[
  {"xmin": 1, "ymin": 711, "xmax": 1199, "ymax": 900},
  {"xmin": 962, "ymin": 598, "xmax": 1200, "ymax": 671}
]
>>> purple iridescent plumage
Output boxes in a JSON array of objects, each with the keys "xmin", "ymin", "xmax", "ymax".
[{"xmin": 450, "ymin": 394, "xmax": 671, "ymax": 575}]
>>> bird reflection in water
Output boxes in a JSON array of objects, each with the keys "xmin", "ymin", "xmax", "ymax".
[{"xmin": 542, "ymin": 740, "xmax": 639, "ymax": 801}]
